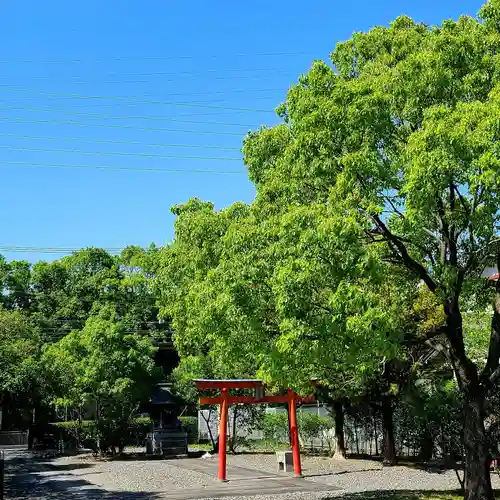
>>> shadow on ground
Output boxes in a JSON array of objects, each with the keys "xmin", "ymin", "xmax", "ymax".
[
  {"xmin": 4, "ymin": 453, "xmax": 163, "ymax": 500},
  {"xmin": 325, "ymin": 490, "xmax": 464, "ymax": 500}
]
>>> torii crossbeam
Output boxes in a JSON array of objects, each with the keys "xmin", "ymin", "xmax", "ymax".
[{"xmin": 194, "ymin": 379, "xmax": 315, "ymax": 481}]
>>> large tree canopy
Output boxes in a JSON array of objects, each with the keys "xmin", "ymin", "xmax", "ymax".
[
  {"xmin": 241, "ymin": 3, "xmax": 500, "ymax": 499},
  {"xmin": 156, "ymin": 197, "xmax": 403, "ymax": 397}
]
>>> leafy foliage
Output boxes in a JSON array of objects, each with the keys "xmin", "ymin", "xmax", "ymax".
[{"xmin": 262, "ymin": 411, "xmax": 333, "ymax": 448}]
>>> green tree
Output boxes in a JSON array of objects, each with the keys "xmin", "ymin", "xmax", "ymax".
[
  {"xmin": 28, "ymin": 247, "xmax": 162, "ymax": 344},
  {"xmin": 158, "ymin": 197, "xmax": 403, "ymax": 459},
  {"xmin": 42, "ymin": 305, "xmax": 158, "ymax": 454},
  {"xmin": 0, "ymin": 307, "xmax": 46, "ymax": 442},
  {"xmin": 242, "ymin": 3, "xmax": 500, "ymax": 497}
]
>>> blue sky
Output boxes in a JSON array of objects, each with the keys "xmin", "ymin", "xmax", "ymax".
[{"xmin": 0, "ymin": 0, "xmax": 484, "ymax": 262}]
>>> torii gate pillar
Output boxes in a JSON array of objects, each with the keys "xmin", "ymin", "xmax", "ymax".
[{"xmin": 218, "ymin": 388, "xmax": 229, "ymax": 481}]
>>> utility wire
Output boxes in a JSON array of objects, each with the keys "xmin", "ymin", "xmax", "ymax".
[
  {"xmin": 0, "ymin": 160, "xmax": 246, "ymax": 174},
  {"xmin": 0, "ymin": 51, "xmax": 313, "ymax": 64},
  {"xmin": 0, "ymin": 91, "xmax": 277, "ymax": 104},
  {"xmin": 2, "ymin": 71, "xmax": 295, "ymax": 85},
  {"xmin": 0, "ymin": 117, "xmax": 249, "ymax": 136},
  {"xmin": 1, "ymin": 87, "xmax": 285, "ymax": 103},
  {"xmin": 0, "ymin": 133, "xmax": 241, "ymax": 151},
  {"xmin": 0, "ymin": 145, "xmax": 242, "ymax": 160},
  {"xmin": 6, "ymin": 67, "xmax": 296, "ymax": 78},
  {"xmin": 0, "ymin": 86, "xmax": 275, "ymax": 112},
  {"xmin": 0, "ymin": 245, "xmax": 124, "ymax": 254},
  {"xmin": 67, "ymin": 74, "xmax": 290, "ymax": 85},
  {"xmin": 0, "ymin": 106, "xmax": 259, "ymax": 127}
]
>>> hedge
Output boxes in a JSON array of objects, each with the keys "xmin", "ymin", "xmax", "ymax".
[
  {"xmin": 262, "ymin": 411, "xmax": 333, "ymax": 448},
  {"xmin": 51, "ymin": 415, "xmax": 199, "ymax": 450}
]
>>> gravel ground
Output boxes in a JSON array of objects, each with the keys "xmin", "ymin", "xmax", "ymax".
[
  {"xmin": 59, "ymin": 457, "xmax": 219, "ymax": 492},
  {"xmin": 226, "ymin": 454, "xmax": 384, "ymax": 475},
  {"xmin": 5, "ymin": 450, "xmax": 500, "ymax": 499}
]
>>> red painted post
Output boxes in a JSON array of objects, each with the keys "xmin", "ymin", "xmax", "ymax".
[
  {"xmin": 218, "ymin": 388, "xmax": 229, "ymax": 481},
  {"xmin": 288, "ymin": 390, "xmax": 302, "ymax": 477}
]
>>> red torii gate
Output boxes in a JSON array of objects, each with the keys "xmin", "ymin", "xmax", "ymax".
[{"xmin": 194, "ymin": 379, "xmax": 315, "ymax": 481}]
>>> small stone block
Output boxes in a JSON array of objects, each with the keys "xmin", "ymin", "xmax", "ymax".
[{"xmin": 276, "ymin": 450, "xmax": 293, "ymax": 472}]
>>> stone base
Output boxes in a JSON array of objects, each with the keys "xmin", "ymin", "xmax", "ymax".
[
  {"xmin": 146, "ymin": 429, "xmax": 188, "ymax": 457},
  {"xmin": 276, "ymin": 450, "xmax": 294, "ymax": 472}
]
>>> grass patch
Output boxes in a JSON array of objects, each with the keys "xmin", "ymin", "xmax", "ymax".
[
  {"xmin": 245, "ymin": 439, "xmax": 292, "ymax": 452},
  {"xmin": 189, "ymin": 442, "xmax": 213, "ymax": 451},
  {"xmin": 326, "ymin": 492, "xmax": 500, "ymax": 500},
  {"xmin": 325, "ymin": 493, "xmax": 462, "ymax": 500}
]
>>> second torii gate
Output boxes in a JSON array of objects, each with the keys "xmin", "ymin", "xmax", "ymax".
[{"xmin": 194, "ymin": 379, "xmax": 315, "ymax": 481}]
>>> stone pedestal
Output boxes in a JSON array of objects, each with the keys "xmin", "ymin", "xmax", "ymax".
[
  {"xmin": 276, "ymin": 450, "xmax": 294, "ymax": 472},
  {"xmin": 146, "ymin": 429, "xmax": 188, "ymax": 457}
]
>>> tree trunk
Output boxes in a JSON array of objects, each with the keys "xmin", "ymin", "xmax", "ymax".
[
  {"xmin": 462, "ymin": 386, "xmax": 493, "ymax": 500},
  {"xmin": 443, "ymin": 297, "xmax": 494, "ymax": 500},
  {"xmin": 229, "ymin": 407, "xmax": 238, "ymax": 453},
  {"xmin": 286, "ymin": 405, "xmax": 292, "ymax": 447},
  {"xmin": 418, "ymin": 429, "xmax": 434, "ymax": 462},
  {"xmin": 381, "ymin": 397, "xmax": 396, "ymax": 466},
  {"xmin": 27, "ymin": 407, "xmax": 36, "ymax": 450},
  {"xmin": 200, "ymin": 408, "xmax": 217, "ymax": 452},
  {"xmin": 373, "ymin": 409, "xmax": 379, "ymax": 456},
  {"xmin": 27, "ymin": 411, "xmax": 34, "ymax": 450},
  {"xmin": 333, "ymin": 401, "xmax": 346, "ymax": 459}
]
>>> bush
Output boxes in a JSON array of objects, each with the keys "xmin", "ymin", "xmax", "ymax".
[
  {"xmin": 128, "ymin": 418, "xmax": 152, "ymax": 447},
  {"xmin": 51, "ymin": 417, "xmax": 153, "ymax": 454},
  {"xmin": 51, "ymin": 416, "xmax": 199, "ymax": 451},
  {"xmin": 180, "ymin": 416, "xmax": 198, "ymax": 444},
  {"xmin": 298, "ymin": 412, "xmax": 333, "ymax": 448},
  {"xmin": 262, "ymin": 412, "xmax": 289, "ymax": 443},
  {"xmin": 262, "ymin": 411, "xmax": 333, "ymax": 448}
]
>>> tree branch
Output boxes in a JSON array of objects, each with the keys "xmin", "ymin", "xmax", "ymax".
[
  {"xmin": 487, "ymin": 365, "xmax": 500, "ymax": 389},
  {"xmin": 371, "ymin": 214, "xmax": 438, "ymax": 292},
  {"xmin": 473, "ymin": 185, "xmax": 486, "ymax": 212},
  {"xmin": 403, "ymin": 325, "xmax": 448, "ymax": 346},
  {"xmin": 311, "ymin": 302, "xmax": 333, "ymax": 315},
  {"xmin": 448, "ymin": 183, "xmax": 458, "ymax": 268},
  {"xmin": 379, "ymin": 191, "xmax": 405, "ymax": 219},
  {"xmin": 453, "ymin": 184, "xmax": 470, "ymax": 215},
  {"xmin": 436, "ymin": 197, "xmax": 450, "ymax": 265}
]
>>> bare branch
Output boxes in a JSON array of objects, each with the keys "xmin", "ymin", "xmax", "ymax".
[
  {"xmin": 473, "ymin": 185, "xmax": 486, "ymax": 212},
  {"xmin": 403, "ymin": 326, "xmax": 448, "ymax": 347},
  {"xmin": 371, "ymin": 214, "xmax": 438, "ymax": 292},
  {"xmin": 448, "ymin": 183, "xmax": 458, "ymax": 267},
  {"xmin": 379, "ymin": 191, "xmax": 405, "ymax": 219},
  {"xmin": 352, "ymin": 173, "xmax": 437, "ymax": 290},
  {"xmin": 487, "ymin": 365, "xmax": 500, "ymax": 388},
  {"xmin": 311, "ymin": 302, "xmax": 333, "ymax": 315},
  {"xmin": 436, "ymin": 197, "xmax": 450, "ymax": 265},
  {"xmin": 453, "ymin": 184, "xmax": 470, "ymax": 215}
]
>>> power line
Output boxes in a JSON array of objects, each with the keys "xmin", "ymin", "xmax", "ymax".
[
  {"xmin": 0, "ymin": 91, "xmax": 277, "ymax": 104},
  {"xmin": 0, "ymin": 117, "xmax": 249, "ymax": 136},
  {"xmin": 2, "ymin": 71, "xmax": 295, "ymax": 85},
  {"xmin": 0, "ymin": 106, "xmax": 259, "ymax": 127},
  {"xmin": 0, "ymin": 144, "xmax": 241, "ymax": 159},
  {"xmin": 0, "ymin": 144, "xmax": 242, "ymax": 160},
  {"xmin": 0, "ymin": 160, "xmax": 246, "ymax": 174},
  {"xmin": 0, "ymin": 245, "xmax": 124, "ymax": 254},
  {"xmin": 0, "ymin": 86, "xmax": 275, "ymax": 112},
  {"xmin": 0, "ymin": 51, "xmax": 313, "ymax": 64},
  {"xmin": 0, "ymin": 133, "xmax": 241, "ymax": 151},
  {"xmin": 59, "ymin": 74, "xmax": 291, "ymax": 86},
  {"xmin": 1, "ymin": 87, "xmax": 283, "ymax": 103},
  {"xmin": 9, "ymin": 67, "xmax": 293, "ymax": 78}
]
